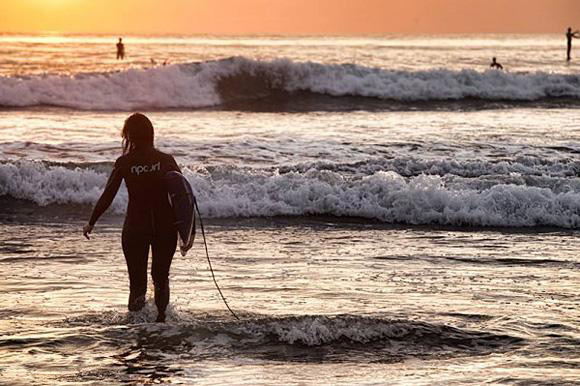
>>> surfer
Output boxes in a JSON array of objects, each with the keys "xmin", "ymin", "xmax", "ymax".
[
  {"xmin": 83, "ymin": 113, "xmax": 180, "ymax": 322},
  {"xmin": 489, "ymin": 57, "xmax": 503, "ymax": 70},
  {"xmin": 566, "ymin": 27, "xmax": 580, "ymax": 61},
  {"xmin": 116, "ymin": 37, "xmax": 125, "ymax": 60}
]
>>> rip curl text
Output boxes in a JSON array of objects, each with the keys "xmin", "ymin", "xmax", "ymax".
[{"xmin": 131, "ymin": 162, "xmax": 161, "ymax": 175}]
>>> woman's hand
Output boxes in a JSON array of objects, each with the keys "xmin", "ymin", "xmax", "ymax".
[{"xmin": 83, "ymin": 224, "xmax": 94, "ymax": 240}]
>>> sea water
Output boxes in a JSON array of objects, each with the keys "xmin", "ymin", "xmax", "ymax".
[{"xmin": 0, "ymin": 34, "xmax": 579, "ymax": 385}]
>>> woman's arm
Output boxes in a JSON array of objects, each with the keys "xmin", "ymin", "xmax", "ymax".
[{"xmin": 84, "ymin": 162, "xmax": 124, "ymax": 238}]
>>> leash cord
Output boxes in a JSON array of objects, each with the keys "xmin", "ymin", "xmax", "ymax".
[{"xmin": 194, "ymin": 200, "xmax": 240, "ymax": 320}]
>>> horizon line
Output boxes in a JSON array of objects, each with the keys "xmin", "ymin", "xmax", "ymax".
[{"xmin": 0, "ymin": 31, "xmax": 570, "ymax": 38}]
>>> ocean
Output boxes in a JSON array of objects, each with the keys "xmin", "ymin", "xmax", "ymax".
[{"xmin": 0, "ymin": 34, "xmax": 579, "ymax": 385}]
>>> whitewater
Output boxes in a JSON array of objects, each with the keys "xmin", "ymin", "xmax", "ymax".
[
  {"xmin": 3, "ymin": 159, "xmax": 580, "ymax": 228},
  {"xmin": 0, "ymin": 34, "xmax": 579, "ymax": 385},
  {"xmin": 2, "ymin": 57, "xmax": 580, "ymax": 110}
]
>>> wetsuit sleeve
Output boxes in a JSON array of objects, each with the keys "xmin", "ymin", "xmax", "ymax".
[{"xmin": 88, "ymin": 160, "xmax": 124, "ymax": 226}]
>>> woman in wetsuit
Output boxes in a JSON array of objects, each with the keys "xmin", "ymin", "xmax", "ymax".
[{"xmin": 83, "ymin": 113, "xmax": 180, "ymax": 322}]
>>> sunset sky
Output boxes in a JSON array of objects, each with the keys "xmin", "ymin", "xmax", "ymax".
[{"xmin": 0, "ymin": 0, "xmax": 578, "ymax": 35}]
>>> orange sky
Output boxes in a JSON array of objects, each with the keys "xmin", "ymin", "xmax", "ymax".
[{"xmin": 0, "ymin": 0, "xmax": 578, "ymax": 35}]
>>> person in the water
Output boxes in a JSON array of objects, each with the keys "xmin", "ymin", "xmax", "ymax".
[
  {"xmin": 566, "ymin": 27, "xmax": 580, "ymax": 61},
  {"xmin": 116, "ymin": 37, "xmax": 125, "ymax": 60},
  {"xmin": 490, "ymin": 57, "xmax": 503, "ymax": 70},
  {"xmin": 83, "ymin": 113, "xmax": 180, "ymax": 322}
]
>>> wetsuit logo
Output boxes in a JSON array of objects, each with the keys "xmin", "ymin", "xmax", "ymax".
[{"xmin": 131, "ymin": 162, "xmax": 161, "ymax": 176}]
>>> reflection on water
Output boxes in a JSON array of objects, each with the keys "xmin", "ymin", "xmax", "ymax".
[{"xmin": 0, "ymin": 218, "xmax": 578, "ymax": 384}]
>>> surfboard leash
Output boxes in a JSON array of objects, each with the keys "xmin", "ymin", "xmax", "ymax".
[{"xmin": 194, "ymin": 199, "xmax": 240, "ymax": 321}]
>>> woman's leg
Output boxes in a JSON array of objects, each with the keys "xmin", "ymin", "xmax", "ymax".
[
  {"xmin": 121, "ymin": 229, "xmax": 150, "ymax": 311},
  {"xmin": 151, "ymin": 231, "xmax": 177, "ymax": 322}
]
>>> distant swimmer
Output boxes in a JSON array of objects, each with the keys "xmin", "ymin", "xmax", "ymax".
[
  {"xmin": 490, "ymin": 57, "xmax": 503, "ymax": 70},
  {"xmin": 116, "ymin": 37, "xmax": 125, "ymax": 60},
  {"xmin": 566, "ymin": 27, "xmax": 580, "ymax": 61}
]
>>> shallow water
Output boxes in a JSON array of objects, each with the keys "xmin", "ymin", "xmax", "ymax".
[{"xmin": 0, "ymin": 215, "xmax": 579, "ymax": 385}]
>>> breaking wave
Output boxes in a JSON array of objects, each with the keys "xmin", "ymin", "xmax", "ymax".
[
  {"xmin": 59, "ymin": 312, "xmax": 523, "ymax": 361},
  {"xmin": 2, "ymin": 160, "xmax": 580, "ymax": 228},
  {"xmin": 1, "ymin": 57, "xmax": 579, "ymax": 110}
]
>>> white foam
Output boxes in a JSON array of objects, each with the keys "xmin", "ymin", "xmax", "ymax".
[
  {"xmin": 239, "ymin": 315, "xmax": 501, "ymax": 348},
  {"xmin": 2, "ymin": 161, "xmax": 580, "ymax": 228},
  {"xmin": 1, "ymin": 57, "xmax": 579, "ymax": 109},
  {"xmin": 190, "ymin": 167, "xmax": 580, "ymax": 228},
  {"xmin": 0, "ymin": 161, "xmax": 127, "ymax": 211},
  {"xmin": 264, "ymin": 316, "xmax": 412, "ymax": 345},
  {"xmin": 287, "ymin": 155, "xmax": 579, "ymax": 179},
  {"xmin": 0, "ymin": 64, "xmax": 220, "ymax": 110},
  {"xmin": 268, "ymin": 58, "xmax": 580, "ymax": 101}
]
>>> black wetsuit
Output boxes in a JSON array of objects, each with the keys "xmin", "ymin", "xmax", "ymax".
[
  {"xmin": 88, "ymin": 146, "xmax": 180, "ymax": 314},
  {"xmin": 116, "ymin": 43, "xmax": 125, "ymax": 60}
]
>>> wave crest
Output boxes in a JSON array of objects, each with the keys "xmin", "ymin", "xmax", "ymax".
[{"xmin": 1, "ymin": 57, "xmax": 579, "ymax": 110}]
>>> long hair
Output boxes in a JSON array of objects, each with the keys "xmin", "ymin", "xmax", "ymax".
[{"xmin": 122, "ymin": 113, "xmax": 154, "ymax": 154}]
